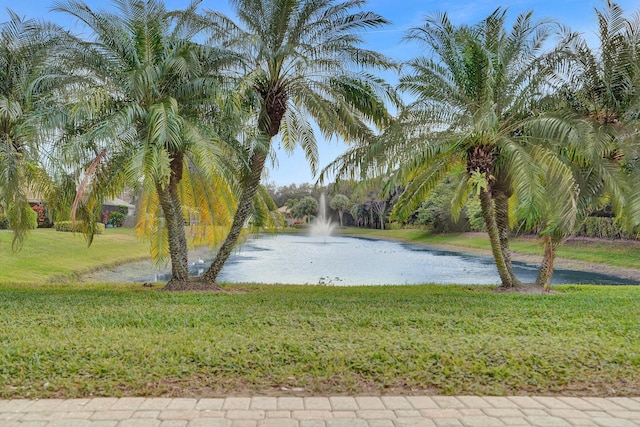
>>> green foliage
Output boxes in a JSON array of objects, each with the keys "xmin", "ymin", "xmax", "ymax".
[
  {"xmin": 49, "ymin": 0, "xmax": 244, "ymax": 278},
  {"xmin": 3, "ymin": 206, "xmax": 39, "ymax": 231},
  {"xmin": 269, "ymin": 183, "xmax": 320, "ymax": 208},
  {"xmin": 0, "ymin": 283, "xmax": 638, "ymax": 398},
  {"xmin": 0, "ymin": 212, "xmax": 35, "ymax": 230},
  {"xmin": 329, "ymin": 194, "xmax": 349, "ymax": 211},
  {"xmin": 202, "ymin": 0, "xmax": 399, "ymax": 281},
  {"xmin": 466, "ymin": 197, "xmax": 485, "ymax": 232},
  {"xmin": 468, "ymin": 170, "xmax": 489, "ymax": 196},
  {"xmin": 25, "ymin": 207, "xmax": 38, "ymax": 230},
  {"xmin": 412, "ymin": 179, "xmax": 470, "ymax": 233},
  {"xmin": 576, "ymin": 217, "xmax": 636, "ymax": 239},
  {"xmin": 290, "ymin": 196, "xmax": 318, "ymax": 222},
  {"xmin": 330, "ymin": 194, "xmax": 350, "ymax": 226},
  {"xmin": 0, "ymin": 12, "xmax": 61, "ymax": 248},
  {"xmin": 55, "ymin": 221, "xmax": 105, "ymax": 235},
  {"xmin": 107, "ymin": 211, "xmax": 126, "ymax": 227}
]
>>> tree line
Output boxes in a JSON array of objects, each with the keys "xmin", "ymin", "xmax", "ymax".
[{"xmin": 1, "ymin": 0, "xmax": 638, "ymax": 291}]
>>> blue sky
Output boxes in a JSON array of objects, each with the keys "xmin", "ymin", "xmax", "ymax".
[{"xmin": 1, "ymin": 0, "xmax": 638, "ymax": 186}]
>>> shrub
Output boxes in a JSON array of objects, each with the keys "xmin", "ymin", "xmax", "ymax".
[
  {"xmin": 107, "ymin": 211, "xmax": 126, "ymax": 227},
  {"xmin": 55, "ymin": 221, "xmax": 105, "ymax": 234},
  {"xmin": 0, "ymin": 209, "xmax": 38, "ymax": 230},
  {"xmin": 0, "ymin": 215, "xmax": 8, "ymax": 230},
  {"xmin": 575, "ymin": 217, "xmax": 631, "ymax": 239}
]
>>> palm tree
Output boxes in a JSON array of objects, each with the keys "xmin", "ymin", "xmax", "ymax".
[
  {"xmin": 52, "ymin": 0, "xmax": 243, "ymax": 289},
  {"xmin": 0, "ymin": 11, "xmax": 62, "ymax": 249},
  {"xmin": 324, "ymin": 9, "xmax": 575, "ymax": 289},
  {"xmin": 200, "ymin": 0, "xmax": 398, "ymax": 284},
  {"xmin": 329, "ymin": 193, "xmax": 349, "ymax": 227},
  {"xmin": 566, "ymin": 1, "xmax": 640, "ymax": 132},
  {"xmin": 528, "ymin": 0, "xmax": 640, "ymax": 289}
]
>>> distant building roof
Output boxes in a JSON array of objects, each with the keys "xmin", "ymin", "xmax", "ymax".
[{"xmin": 104, "ymin": 198, "xmax": 135, "ymax": 209}]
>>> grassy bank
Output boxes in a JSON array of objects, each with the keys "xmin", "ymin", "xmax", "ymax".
[
  {"xmin": 340, "ymin": 228, "xmax": 640, "ymax": 270},
  {"xmin": 0, "ymin": 283, "xmax": 638, "ymax": 398},
  {"xmin": 0, "ymin": 228, "xmax": 150, "ymax": 283}
]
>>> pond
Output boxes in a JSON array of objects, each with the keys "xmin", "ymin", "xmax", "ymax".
[{"xmin": 83, "ymin": 234, "xmax": 636, "ymax": 285}]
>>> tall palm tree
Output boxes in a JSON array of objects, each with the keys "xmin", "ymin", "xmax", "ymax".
[
  {"xmin": 52, "ymin": 0, "xmax": 244, "ymax": 289},
  {"xmin": 324, "ymin": 9, "xmax": 575, "ymax": 289},
  {"xmin": 0, "ymin": 11, "xmax": 62, "ymax": 249},
  {"xmin": 200, "ymin": 0, "xmax": 398, "ymax": 283}
]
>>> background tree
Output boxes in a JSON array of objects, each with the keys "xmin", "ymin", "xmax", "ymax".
[
  {"xmin": 291, "ymin": 195, "xmax": 318, "ymax": 223},
  {"xmin": 329, "ymin": 194, "xmax": 349, "ymax": 227},
  {"xmin": 412, "ymin": 175, "xmax": 472, "ymax": 233},
  {"xmin": 349, "ymin": 201, "xmax": 370, "ymax": 227},
  {"xmin": 370, "ymin": 198, "xmax": 387, "ymax": 229},
  {"xmin": 200, "ymin": 0, "xmax": 398, "ymax": 284},
  {"xmin": 268, "ymin": 182, "xmax": 319, "ymax": 207}
]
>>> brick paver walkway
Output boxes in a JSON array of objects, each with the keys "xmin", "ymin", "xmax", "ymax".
[{"xmin": 1, "ymin": 396, "xmax": 639, "ymax": 426}]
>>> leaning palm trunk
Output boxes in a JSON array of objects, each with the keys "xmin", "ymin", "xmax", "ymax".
[
  {"xmin": 202, "ymin": 150, "xmax": 268, "ymax": 284},
  {"xmin": 203, "ymin": 83, "xmax": 288, "ymax": 284},
  {"xmin": 479, "ymin": 188, "xmax": 515, "ymax": 288},
  {"xmin": 535, "ymin": 234, "xmax": 560, "ymax": 292},
  {"xmin": 493, "ymin": 192, "xmax": 522, "ymax": 287}
]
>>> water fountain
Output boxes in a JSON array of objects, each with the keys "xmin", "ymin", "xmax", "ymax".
[{"xmin": 309, "ymin": 193, "xmax": 336, "ymax": 236}]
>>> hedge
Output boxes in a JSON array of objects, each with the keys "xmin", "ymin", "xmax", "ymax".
[
  {"xmin": 575, "ymin": 217, "xmax": 637, "ymax": 239},
  {"xmin": 0, "ymin": 209, "xmax": 37, "ymax": 230},
  {"xmin": 55, "ymin": 221, "xmax": 105, "ymax": 234}
]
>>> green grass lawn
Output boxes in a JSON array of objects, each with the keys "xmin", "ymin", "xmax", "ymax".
[
  {"xmin": 0, "ymin": 283, "xmax": 638, "ymax": 398},
  {"xmin": 341, "ymin": 228, "xmax": 640, "ymax": 270},
  {"xmin": 1, "ymin": 227, "xmax": 639, "ymax": 398},
  {"xmin": 0, "ymin": 228, "xmax": 150, "ymax": 283}
]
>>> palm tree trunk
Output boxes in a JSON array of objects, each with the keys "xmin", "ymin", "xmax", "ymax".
[
  {"xmin": 535, "ymin": 234, "xmax": 558, "ymax": 292},
  {"xmin": 157, "ymin": 156, "xmax": 190, "ymax": 285},
  {"xmin": 479, "ymin": 188, "xmax": 514, "ymax": 288},
  {"xmin": 494, "ymin": 192, "xmax": 522, "ymax": 287},
  {"xmin": 201, "ymin": 83, "xmax": 288, "ymax": 285},
  {"xmin": 201, "ymin": 150, "xmax": 267, "ymax": 284}
]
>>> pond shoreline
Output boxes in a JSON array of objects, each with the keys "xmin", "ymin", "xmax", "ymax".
[
  {"xmin": 341, "ymin": 230, "xmax": 640, "ymax": 283},
  {"xmin": 81, "ymin": 231, "xmax": 638, "ymax": 285}
]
